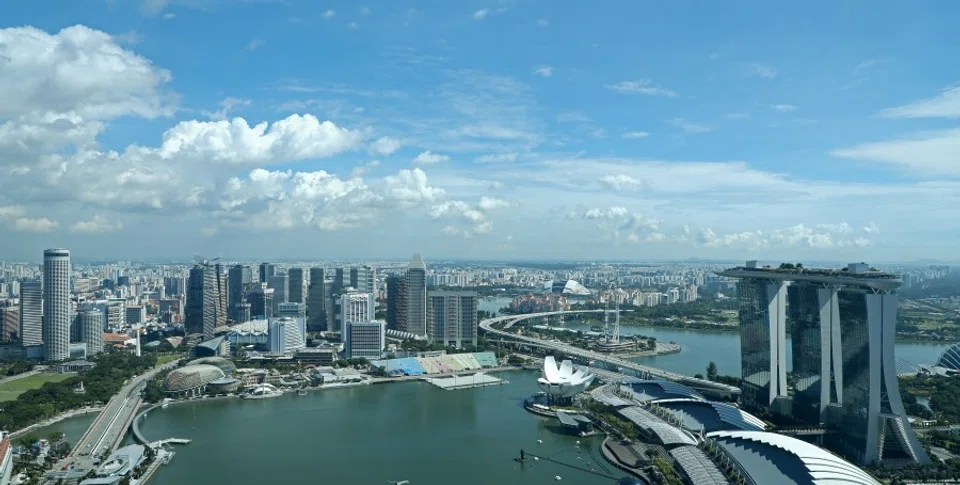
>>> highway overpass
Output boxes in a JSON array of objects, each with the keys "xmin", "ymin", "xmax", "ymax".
[{"xmin": 479, "ymin": 311, "xmax": 741, "ymax": 399}]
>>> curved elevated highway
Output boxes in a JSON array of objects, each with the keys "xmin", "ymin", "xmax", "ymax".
[{"xmin": 479, "ymin": 311, "xmax": 740, "ymax": 398}]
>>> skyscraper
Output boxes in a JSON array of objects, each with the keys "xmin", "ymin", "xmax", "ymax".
[
  {"xmin": 426, "ymin": 290, "xmax": 479, "ymax": 347},
  {"xmin": 259, "ymin": 262, "xmax": 275, "ymax": 284},
  {"xmin": 79, "ymin": 309, "xmax": 103, "ymax": 355},
  {"xmin": 185, "ymin": 263, "xmax": 227, "ymax": 340},
  {"xmin": 405, "ymin": 254, "xmax": 427, "ymax": 337},
  {"xmin": 42, "ymin": 248, "xmax": 71, "ymax": 361},
  {"xmin": 228, "ymin": 264, "xmax": 252, "ymax": 322},
  {"xmin": 306, "ymin": 267, "xmax": 326, "ymax": 332},
  {"xmin": 385, "ymin": 275, "xmax": 406, "ymax": 331},
  {"xmin": 287, "ymin": 267, "xmax": 306, "ymax": 306},
  {"xmin": 268, "ymin": 274, "xmax": 288, "ymax": 315},
  {"xmin": 354, "ymin": 265, "xmax": 376, "ymax": 294},
  {"xmin": 248, "ymin": 284, "xmax": 274, "ymax": 319},
  {"xmin": 349, "ymin": 267, "xmax": 359, "ymax": 290},
  {"xmin": 720, "ymin": 262, "xmax": 929, "ymax": 466},
  {"xmin": 333, "ymin": 268, "xmax": 345, "ymax": 294},
  {"xmin": 19, "ymin": 278, "xmax": 42, "ymax": 347},
  {"xmin": 337, "ymin": 291, "xmax": 375, "ymax": 332}
]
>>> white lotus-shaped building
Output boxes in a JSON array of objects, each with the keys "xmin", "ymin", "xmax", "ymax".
[{"xmin": 538, "ymin": 356, "xmax": 596, "ymax": 398}]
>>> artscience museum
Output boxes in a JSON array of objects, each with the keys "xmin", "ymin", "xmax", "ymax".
[{"xmin": 537, "ymin": 356, "xmax": 596, "ymax": 404}]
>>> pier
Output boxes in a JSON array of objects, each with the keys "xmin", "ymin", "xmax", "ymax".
[{"xmin": 421, "ymin": 372, "xmax": 506, "ymax": 390}]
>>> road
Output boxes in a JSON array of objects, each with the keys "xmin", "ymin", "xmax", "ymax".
[
  {"xmin": 47, "ymin": 361, "xmax": 179, "ymax": 481},
  {"xmin": 479, "ymin": 311, "xmax": 740, "ymax": 395}
]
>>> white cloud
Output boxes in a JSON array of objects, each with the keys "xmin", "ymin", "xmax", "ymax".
[
  {"xmin": 863, "ymin": 222, "xmax": 880, "ymax": 233},
  {"xmin": 13, "ymin": 217, "xmax": 58, "ymax": 233},
  {"xmin": 346, "ymin": 22, "xmax": 359, "ymax": 29},
  {"xmin": 369, "ymin": 136, "xmax": 403, "ymax": 156},
  {"xmin": 162, "ymin": 13, "xmax": 176, "ymax": 20},
  {"xmin": 203, "ymin": 97, "xmax": 251, "ymax": 120},
  {"xmin": 772, "ymin": 104, "xmax": 797, "ymax": 112},
  {"xmin": 569, "ymin": 206, "xmax": 662, "ymax": 244},
  {"xmin": 429, "ymin": 197, "xmax": 505, "ymax": 237},
  {"xmin": 605, "ymin": 80, "xmax": 678, "ymax": 97},
  {"xmin": 556, "ymin": 111, "xmax": 591, "ymax": 123},
  {"xmin": 360, "ymin": 7, "xmax": 372, "ymax": 15},
  {"xmin": 534, "ymin": 66, "xmax": 554, "ymax": 77},
  {"xmin": 383, "ymin": 168, "xmax": 446, "ymax": 207},
  {"xmin": 668, "ymin": 118, "xmax": 711, "ymax": 134},
  {"xmin": 880, "ymin": 86, "xmax": 960, "ymax": 119},
  {"xmin": 0, "ymin": 205, "xmax": 26, "ymax": 219},
  {"xmin": 599, "ymin": 174, "xmax": 644, "ymax": 190},
  {"xmin": 70, "ymin": 214, "xmax": 122, "ymax": 233},
  {"xmin": 0, "ymin": 25, "xmax": 174, "ymax": 120},
  {"xmin": 853, "ymin": 58, "xmax": 893, "ymax": 75},
  {"xmin": 831, "ymin": 129, "xmax": 960, "ymax": 176},
  {"xmin": 413, "ymin": 150, "xmax": 450, "ymax": 165},
  {"xmin": 473, "ymin": 9, "xmax": 489, "ymax": 20},
  {"xmin": 478, "ymin": 196, "xmax": 509, "ymax": 211},
  {"xmin": 536, "ymin": 19, "xmax": 549, "ymax": 27},
  {"xmin": 697, "ymin": 223, "xmax": 871, "ymax": 250},
  {"xmin": 246, "ymin": 38, "xmax": 264, "ymax": 51},
  {"xmin": 323, "ymin": 9, "xmax": 336, "ymax": 19},
  {"xmin": 475, "ymin": 153, "xmax": 518, "ymax": 163},
  {"xmin": 622, "ymin": 131, "xmax": 650, "ymax": 139},
  {"xmin": 743, "ymin": 62, "xmax": 778, "ymax": 79}
]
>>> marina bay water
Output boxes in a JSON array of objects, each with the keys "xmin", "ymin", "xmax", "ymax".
[{"xmin": 140, "ymin": 371, "xmax": 613, "ymax": 485}]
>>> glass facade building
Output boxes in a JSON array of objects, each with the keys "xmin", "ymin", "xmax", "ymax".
[{"xmin": 735, "ymin": 279, "xmax": 787, "ymax": 410}]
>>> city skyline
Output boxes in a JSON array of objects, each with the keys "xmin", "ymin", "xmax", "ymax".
[{"xmin": 1, "ymin": 2, "xmax": 960, "ymax": 262}]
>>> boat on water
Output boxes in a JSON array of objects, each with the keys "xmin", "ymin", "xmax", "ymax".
[
  {"xmin": 241, "ymin": 383, "xmax": 283, "ymax": 399},
  {"xmin": 297, "ymin": 389, "xmax": 308, "ymax": 396}
]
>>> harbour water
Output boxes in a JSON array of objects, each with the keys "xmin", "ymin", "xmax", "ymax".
[{"xmin": 139, "ymin": 371, "xmax": 614, "ymax": 485}]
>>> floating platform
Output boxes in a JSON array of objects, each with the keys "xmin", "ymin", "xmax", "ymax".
[{"xmin": 422, "ymin": 372, "xmax": 505, "ymax": 390}]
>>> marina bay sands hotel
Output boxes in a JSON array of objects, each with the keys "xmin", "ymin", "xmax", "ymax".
[{"xmin": 719, "ymin": 261, "xmax": 929, "ymax": 466}]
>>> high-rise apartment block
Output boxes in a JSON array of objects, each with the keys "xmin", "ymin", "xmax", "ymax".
[
  {"xmin": 42, "ymin": 249, "xmax": 71, "ymax": 361},
  {"xmin": 19, "ymin": 278, "xmax": 42, "ymax": 347},
  {"xmin": 185, "ymin": 263, "xmax": 227, "ymax": 340},
  {"xmin": 426, "ymin": 291, "xmax": 479, "ymax": 348},
  {"xmin": 720, "ymin": 261, "xmax": 929, "ymax": 466},
  {"xmin": 78, "ymin": 309, "xmax": 103, "ymax": 355}
]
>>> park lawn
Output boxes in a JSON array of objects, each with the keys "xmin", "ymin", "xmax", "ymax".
[
  {"xmin": 0, "ymin": 373, "xmax": 73, "ymax": 402},
  {"xmin": 156, "ymin": 353, "xmax": 182, "ymax": 366}
]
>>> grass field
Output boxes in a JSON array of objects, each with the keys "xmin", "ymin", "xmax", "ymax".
[
  {"xmin": 0, "ymin": 373, "xmax": 73, "ymax": 402},
  {"xmin": 156, "ymin": 353, "xmax": 183, "ymax": 366}
]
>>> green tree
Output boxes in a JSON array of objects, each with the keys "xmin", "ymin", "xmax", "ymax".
[{"xmin": 707, "ymin": 361, "xmax": 719, "ymax": 381}]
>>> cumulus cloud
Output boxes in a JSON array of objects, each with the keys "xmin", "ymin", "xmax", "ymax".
[
  {"xmin": 12, "ymin": 217, "xmax": 58, "ymax": 233},
  {"xmin": 413, "ymin": 150, "xmax": 450, "ymax": 164},
  {"xmin": 622, "ymin": 131, "xmax": 650, "ymax": 139},
  {"xmin": 697, "ymin": 223, "xmax": 871, "ymax": 250},
  {"xmin": 605, "ymin": 79, "xmax": 678, "ymax": 97},
  {"xmin": 0, "ymin": 25, "xmax": 174, "ymax": 120},
  {"xmin": 70, "ymin": 214, "xmax": 122, "ymax": 233},
  {"xmin": 568, "ymin": 206, "xmax": 662, "ymax": 243},
  {"xmin": 369, "ymin": 136, "xmax": 403, "ymax": 156},
  {"xmin": 430, "ymin": 196, "xmax": 509, "ymax": 237}
]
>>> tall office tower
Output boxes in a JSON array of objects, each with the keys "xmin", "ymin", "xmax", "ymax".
[
  {"xmin": 720, "ymin": 262, "xmax": 929, "ymax": 466},
  {"xmin": 78, "ymin": 309, "xmax": 103, "ymax": 355},
  {"xmin": 19, "ymin": 278, "xmax": 42, "ymax": 346},
  {"xmin": 405, "ymin": 254, "xmax": 428, "ymax": 337},
  {"xmin": 228, "ymin": 265, "xmax": 252, "ymax": 322},
  {"xmin": 267, "ymin": 317, "xmax": 306, "ymax": 354},
  {"xmin": 345, "ymin": 321, "xmax": 385, "ymax": 359},
  {"xmin": 268, "ymin": 274, "xmax": 288, "ymax": 314},
  {"xmin": 306, "ymin": 267, "xmax": 326, "ymax": 332},
  {"xmin": 248, "ymin": 284, "xmax": 274, "ymax": 319},
  {"xmin": 287, "ymin": 267, "xmax": 306, "ymax": 306},
  {"xmin": 42, "ymin": 248, "xmax": 71, "ymax": 361},
  {"xmin": 386, "ymin": 275, "xmax": 406, "ymax": 331},
  {"xmin": 426, "ymin": 291, "xmax": 479, "ymax": 347},
  {"xmin": 163, "ymin": 276, "xmax": 186, "ymax": 297},
  {"xmin": 333, "ymin": 268, "xmax": 345, "ymax": 294},
  {"xmin": 354, "ymin": 266, "xmax": 377, "ymax": 294},
  {"xmin": 259, "ymin": 262, "xmax": 275, "ymax": 284},
  {"xmin": 337, "ymin": 291, "xmax": 375, "ymax": 332},
  {"xmin": 349, "ymin": 267, "xmax": 359, "ymax": 290},
  {"xmin": 214, "ymin": 263, "xmax": 227, "ymax": 329},
  {"xmin": 185, "ymin": 263, "xmax": 227, "ymax": 340},
  {"xmin": 733, "ymin": 278, "xmax": 788, "ymax": 410}
]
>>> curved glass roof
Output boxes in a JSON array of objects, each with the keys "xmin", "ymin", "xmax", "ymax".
[
  {"xmin": 654, "ymin": 398, "xmax": 766, "ymax": 432},
  {"xmin": 163, "ymin": 364, "xmax": 225, "ymax": 392},
  {"xmin": 937, "ymin": 344, "xmax": 960, "ymax": 370},
  {"xmin": 708, "ymin": 431, "xmax": 881, "ymax": 485}
]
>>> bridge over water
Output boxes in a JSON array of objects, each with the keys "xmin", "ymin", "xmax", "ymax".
[{"xmin": 479, "ymin": 311, "xmax": 741, "ymax": 399}]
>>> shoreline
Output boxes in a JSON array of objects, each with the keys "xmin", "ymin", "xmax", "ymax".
[{"xmin": 9, "ymin": 406, "xmax": 104, "ymax": 438}]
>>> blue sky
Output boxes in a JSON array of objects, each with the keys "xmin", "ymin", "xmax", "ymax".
[{"xmin": 0, "ymin": 0, "xmax": 958, "ymax": 262}]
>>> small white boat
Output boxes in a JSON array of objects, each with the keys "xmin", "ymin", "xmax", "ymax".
[{"xmin": 241, "ymin": 384, "xmax": 283, "ymax": 399}]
